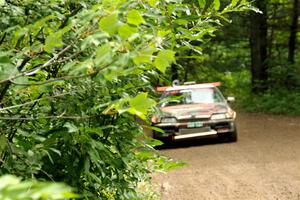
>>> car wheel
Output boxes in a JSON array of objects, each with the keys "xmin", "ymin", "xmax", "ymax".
[{"xmin": 227, "ymin": 130, "xmax": 238, "ymax": 142}]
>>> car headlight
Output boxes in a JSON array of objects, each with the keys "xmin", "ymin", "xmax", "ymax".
[
  {"xmin": 211, "ymin": 113, "xmax": 227, "ymax": 120},
  {"xmin": 151, "ymin": 116, "xmax": 159, "ymax": 123},
  {"xmin": 161, "ymin": 117, "xmax": 177, "ymax": 123},
  {"xmin": 211, "ymin": 111, "xmax": 236, "ymax": 120}
]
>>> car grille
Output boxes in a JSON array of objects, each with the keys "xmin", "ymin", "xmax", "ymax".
[
  {"xmin": 213, "ymin": 122, "xmax": 231, "ymax": 129},
  {"xmin": 178, "ymin": 118, "xmax": 210, "ymax": 123},
  {"xmin": 178, "ymin": 127, "xmax": 211, "ymax": 135}
]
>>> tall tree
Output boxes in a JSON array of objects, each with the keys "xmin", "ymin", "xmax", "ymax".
[
  {"xmin": 288, "ymin": 0, "xmax": 299, "ymax": 64},
  {"xmin": 250, "ymin": 0, "xmax": 268, "ymax": 92}
]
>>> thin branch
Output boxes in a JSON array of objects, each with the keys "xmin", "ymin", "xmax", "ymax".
[
  {"xmin": 0, "ymin": 115, "xmax": 94, "ymax": 120},
  {"xmin": 0, "ymin": 92, "xmax": 70, "ymax": 112},
  {"xmin": 59, "ymin": 4, "xmax": 83, "ymax": 29},
  {"xmin": 10, "ymin": 75, "xmax": 89, "ymax": 86},
  {"xmin": 0, "ymin": 32, "xmax": 7, "ymax": 45},
  {"xmin": 0, "ymin": 82, "xmax": 11, "ymax": 104},
  {"xmin": 9, "ymin": 60, "xmax": 115, "ymax": 86},
  {"xmin": 0, "ymin": 44, "xmax": 73, "ymax": 85},
  {"xmin": 55, "ymin": 48, "xmax": 86, "ymax": 64}
]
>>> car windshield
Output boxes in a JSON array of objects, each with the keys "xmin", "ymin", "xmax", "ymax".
[{"xmin": 160, "ymin": 87, "xmax": 225, "ymax": 107}]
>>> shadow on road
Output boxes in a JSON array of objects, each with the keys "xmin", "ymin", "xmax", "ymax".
[{"xmin": 155, "ymin": 136, "xmax": 230, "ymax": 150}]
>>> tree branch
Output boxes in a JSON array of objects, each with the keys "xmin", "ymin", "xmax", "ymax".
[
  {"xmin": 0, "ymin": 92, "xmax": 70, "ymax": 112},
  {"xmin": 9, "ymin": 60, "xmax": 116, "ymax": 86},
  {"xmin": 0, "ymin": 44, "xmax": 73, "ymax": 85},
  {"xmin": 0, "ymin": 32, "xmax": 7, "ymax": 45},
  {"xmin": 0, "ymin": 115, "xmax": 94, "ymax": 120},
  {"xmin": 59, "ymin": 4, "xmax": 83, "ymax": 29}
]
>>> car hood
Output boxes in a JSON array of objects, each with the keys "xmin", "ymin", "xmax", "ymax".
[{"xmin": 160, "ymin": 103, "xmax": 228, "ymax": 119}]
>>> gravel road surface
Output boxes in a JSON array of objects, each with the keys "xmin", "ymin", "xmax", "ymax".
[{"xmin": 153, "ymin": 112, "xmax": 300, "ymax": 200}]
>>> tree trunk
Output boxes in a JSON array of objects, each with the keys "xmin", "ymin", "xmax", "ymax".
[
  {"xmin": 268, "ymin": 3, "xmax": 278, "ymax": 59},
  {"xmin": 171, "ymin": 64, "xmax": 179, "ymax": 81},
  {"xmin": 250, "ymin": 1, "xmax": 268, "ymax": 93},
  {"xmin": 288, "ymin": 0, "xmax": 299, "ymax": 64}
]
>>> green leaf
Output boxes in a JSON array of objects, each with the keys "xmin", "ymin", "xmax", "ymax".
[
  {"xmin": 128, "ymin": 93, "xmax": 156, "ymax": 119},
  {"xmin": 99, "ymin": 13, "xmax": 120, "ymax": 36},
  {"xmin": 154, "ymin": 50, "xmax": 175, "ymax": 73},
  {"xmin": 0, "ymin": 175, "xmax": 20, "ymax": 190},
  {"xmin": 62, "ymin": 61, "xmax": 76, "ymax": 73},
  {"xmin": 0, "ymin": 55, "xmax": 10, "ymax": 63},
  {"xmin": 0, "ymin": 61, "xmax": 17, "ymax": 82},
  {"xmin": 133, "ymin": 46, "xmax": 156, "ymax": 65},
  {"xmin": 146, "ymin": 0, "xmax": 158, "ymax": 7},
  {"xmin": 95, "ymin": 43, "xmax": 113, "ymax": 66},
  {"xmin": 64, "ymin": 122, "xmax": 78, "ymax": 133},
  {"xmin": 162, "ymin": 160, "xmax": 186, "ymax": 172},
  {"xmin": 118, "ymin": 24, "xmax": 138, "ymax": 40},
  {"xmin": 68, "ymin": 59, "xmax": 94, "ymax": 75},
  {"xmin": 0, "ymin": 135, "xmax": 7, "ymax": 152},
  {"xmin": 80, "ymin": 32, "xmax": 110, "ymax": 50},
  {"xmin": 198, "ymin": 0, "xmax": 206, "ymax": 10},
  {"xmin": 146, "ymin": 137, "xmax": 164, "ymax": 147},
  {"xmin": 31, "ymin": 15, "xmax": 56, "ymax": 37},
  {"xmin": 231, "ymin": 0, "xmax": 239, "ymax": 7},
  {"xmin": 44, "ymin": 25, "xmax": 71, "ymax": 53},
  {"xmin": 0, "ymin": 0, "xmax": 5, "ymax": 6},
  {"xmin": 214, "ymin": 0, "xmax": 220, "ymax": 10},
  {"xmin": 127, "ymin": 10, "xmax": 145, "ymax": 26},
  {"xmin": 44, "ymin": 32, "xmax": 63, "ymax": 53}
]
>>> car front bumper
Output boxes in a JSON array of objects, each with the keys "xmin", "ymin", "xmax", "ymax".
[{"xmin": 153, "ymin": 119, "xmax": 236, "ymax": 140}]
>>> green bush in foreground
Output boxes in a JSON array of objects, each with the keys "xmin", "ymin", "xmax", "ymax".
[{"xmin": 0, "ymin": 175, "xmax": 76, "ymax": 200}]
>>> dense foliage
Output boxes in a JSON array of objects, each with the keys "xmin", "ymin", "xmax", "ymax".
[{"xmin": 0, "ymin": 0, "xmax": 255, "ymax": 199}]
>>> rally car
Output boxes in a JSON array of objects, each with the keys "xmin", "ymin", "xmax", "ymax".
[{"xmin": 152, "ymin": 82, "xmax": 237, "ymax": 142}]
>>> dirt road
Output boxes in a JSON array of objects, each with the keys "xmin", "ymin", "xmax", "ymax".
[{"xmin": 153, "ymin": 112, "xmax": 300, "ymax": 200}]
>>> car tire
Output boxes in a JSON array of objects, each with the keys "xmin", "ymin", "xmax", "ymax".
[{"xmin": 227, "ymin": 130, "xmax": 238, "ymax": 142}]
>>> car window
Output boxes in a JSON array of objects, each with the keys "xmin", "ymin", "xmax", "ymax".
[{"xmin": 160, "ymin": 87, "xmax": 225, "ymax": 107}]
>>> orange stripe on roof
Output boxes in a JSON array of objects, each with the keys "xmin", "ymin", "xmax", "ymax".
[
  {"xmin": 156, "ymin": 82, "xmax": 221, "ymax": 92},
  {"xmin": 156, "ymin": 86, "xmax": 171, "ymax": 92}
]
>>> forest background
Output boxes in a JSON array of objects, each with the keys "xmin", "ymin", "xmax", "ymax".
[{"xmin": 0, "ymin": 0, "xmax": 299, "ymax": 199}]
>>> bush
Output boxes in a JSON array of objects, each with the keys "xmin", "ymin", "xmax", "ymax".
[
  {"xmin": 240, "ymin": 90, "xmax": 300, "ymax": 115},
  {"xmin": 0, "ymin": 175, "xmax": 76, "ymax": 200}
]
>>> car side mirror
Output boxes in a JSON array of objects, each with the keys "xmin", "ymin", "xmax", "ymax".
[{"xmin": 227, "ymin": 96, "xmax": 235, "ymax": 102}]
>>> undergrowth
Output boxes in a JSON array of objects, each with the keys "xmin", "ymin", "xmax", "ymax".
[{"xmin": 220, "ymin": 70, "xmax": 300, "ymax": 115}]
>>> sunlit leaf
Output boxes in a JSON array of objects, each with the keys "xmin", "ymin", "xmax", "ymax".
[
  {"xmin": 128, "ymin": 93, "xmax": 156, "ymax": 119},
  {"xmin": 133, "ymin": 46, "xmax": 156, "ymax": 65},
  {"xmin": 145, "ymin": 0, "xmax": 158, "ymax": 7},
  {"xmin": 214, "ymin": 0, "xmax": 220, "ymax": 10},
  {"xmin": 99, "ymin": 13, "xmax": 120, "ymax": 35},
  {"xmin": 231, "ymin": 0, "xmax": 239, "ymax": 7},
  {"xmin": 118, "ymin": 24, "xmax": 138, "ymax": 40},
  {"xmin": 154, "ymin": 50, "xmax": 176, "ymax": 73},
  {"xmin": 127, "ymin": 10, "xmax": 145, "ymax": 26},
  {"xmin": 198, "ymin": 0, "xmax": 206, "ymax": 10}
]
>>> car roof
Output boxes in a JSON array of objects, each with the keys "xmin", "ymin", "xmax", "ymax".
[
  {"xmin": 157, "ymin": 82, "xmax": 220, "ymax": 92},
  {"xmin": 166, "ymin": 84, "xmax": 216, "ymax": 91}
]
